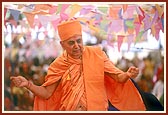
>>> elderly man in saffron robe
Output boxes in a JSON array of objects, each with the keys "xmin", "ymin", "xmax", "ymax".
[{"xmin": 10, "ymin": 20, "xmax": 163, "ymax": 111}]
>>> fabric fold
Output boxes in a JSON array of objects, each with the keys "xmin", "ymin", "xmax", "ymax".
[{"xmin": 33, "ymin": 46, "xmax": 146, "ymax": 111}]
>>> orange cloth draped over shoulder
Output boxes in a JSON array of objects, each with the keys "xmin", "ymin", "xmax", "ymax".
[{"xmin": 33, "ymin": 46, "xmax": 146, "ymax": 111}]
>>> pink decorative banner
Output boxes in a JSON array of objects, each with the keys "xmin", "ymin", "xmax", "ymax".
[
  {"xmin": 60, "ymin": 13, "xmax": 69, "ymax": 21},
  {"xmin": 49, "ymin": 5, "xmax": 57, "ymax": 14},
  {"xmin": 117, "ymin": 35, "xmax": 125, "ymax": 52},
  {"xmin": 123, "ymin": 5, "xmax": 135, "ymax": 19},
  {"xmin": 127, "ymin": 34, "xmax": 134, "ymax": 51},
  {"xmin": 108, "ymin": 19, "xmax": 123, "ymax": 33},
  {"xmin": 137, "ymin": 6, "xmax": 145, "ymax": 24},
  {"xmin": 51, "ymin": 18, "xmax": 61, "ymax": 30},
  {"xmin": 143, "ymin": 13, "xmax": 151, "ymax": 31},
  {"xmin": 134, "ymin": 22, "xmax": 141, "ymax": 37},
  {"xmin": 60, "ymin": 4, "xmax": 70, "ymax": 14}
]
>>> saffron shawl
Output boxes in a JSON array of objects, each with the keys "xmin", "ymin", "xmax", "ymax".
[{"xmin": 33, "ymin": 46, "xmax": 146, "ymax": 111}]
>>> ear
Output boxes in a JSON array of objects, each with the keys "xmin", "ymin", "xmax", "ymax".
[
  {"xmin": 60, "ymin": 41, "xmax": 63, "ymax": 46},
  {"xmin": 60, "ymin": 41, "xmax": 65, "ymax": 49}
]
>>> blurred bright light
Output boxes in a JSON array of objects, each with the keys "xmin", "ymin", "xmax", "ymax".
[
  {"xmin": 6, "ymin": 24, "xmax": 12, "ymax": 33},
  {"xmin": 48, "ymin": 29, "xmax": 55, "ymax": 38},
  {"xmin": 19, "ymin": 37, "xmax": 25, "ymax": 44},
  {"xmin": 16, "ymin": 25, "xmax": 22, "ymax": 33},
  {"xmin": 38, "ymin": 32, "xmax": 45, "ymax": 40},
  {"xmin": 5, "ymin": 34, "xmax": 12, "ymax": 46},
  {"xmin": 31, "ymin": 30, "xmax": 37, "ymax": 40}
]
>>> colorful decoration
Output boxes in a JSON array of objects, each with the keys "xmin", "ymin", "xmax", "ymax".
[{"xmin": 3, "ymin": 3, "xmax": 165, "ymax": 51}]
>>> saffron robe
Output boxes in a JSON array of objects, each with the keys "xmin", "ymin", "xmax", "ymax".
[{"xmin": 33, "ymin": 46, "xmax": 146, "ymax": 111}]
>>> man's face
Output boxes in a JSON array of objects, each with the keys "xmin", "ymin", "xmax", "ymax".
[{"xmin": 60, "ymin": 35, "xmax": 83, "ymax": 59}]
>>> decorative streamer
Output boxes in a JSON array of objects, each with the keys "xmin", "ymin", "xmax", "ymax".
[
  {"xmin": 108, "ymin": 19, "xmax": 123, "ymax": 33},
  {"xmin": 127, "ymin": 34, "xmax": 134, "ymax": 51},
  {"xmin": 9, "ymin": 9, "xmax": 20, "ymax": 22},
  {"xmin": 122, "ymin": 4, "xmax": 128, "ymax": 13},
  {"xmin": 125, "ymin": 18, "xmax": 134, "ymax": 29},
  {"xmin": 60, "ymin": 13, "xmax": 69, "ymax": 21},
  {"xmin": 109, "ymin": 5, "xmax": 121, "ymax": 19},
  {"xmin": 134, "ymin": 22, "xmax": 141, "ymax": 37},
  {"xmin": 135, "ymin": 31, "xmax": 144, "ymax": 43},
  {"xmin": 143, "ymin": 13, "xmax": 152, "ymax": 31},
  {"xmin": 107, "ymin": 34, "xmax": 114, "ymax": 47},
  {"xmin": 4, "ymin": 8, "xmax": 7, "ymax": 19},
  {"xmin": 49, "ymin": 5, "xmax": 57, "ymax": 14},
  {"xmin": 38, "ymin": 14, "xmax": 59, "ymax": 28},
  {"xmin": 23, "ymin": 12, "xmax": 35, "ymax": 28},
  {"xmin": 98, "ymin": 6, "xmax": 108, "ymax": 14},
  {"xmin": 60, "ymin": 4, "xmax": 70, "ymax": 14},
  {"xmin": 51, "ymin": 18, "xmax": 61, "ymax": 30},
  {"xmin": 80, "ymin": 7, "xmax": 92, "ymax": 15},
  {"xmin": 117, "ymin": 35, "xmax": 125, "ymax": 52},
  {"xmin": 137, "ymin": 6, "xmax": 145, "ymax": 24},
  {"xmin": 34, "ymin": 4, "xmax": 52, "ymax": 12},
  {"xmin": 150, "ymin": 10, "xmax": 159, "ymax": 28},
  {"xmin": 69, "ymin": 4, "xmax": 82, "ymax": 18},
  {"xmin": 123, "ymin": 5, "xmax": 135, "ymax": 19},
  {"xmin": 154, "ymin": 20, "xmax": 162, "ymax": 41},
  {"xmin": 8, "ymin": 19, "xmax": 17, "ymax": 28},
  {"xmin": 155, "ymin": 4, "xmax": 164, "ymax": 17},
  {"xmin": 3, "ymin": 3, "xmax": 164, "ymax": 52},
  {"xmin": 161, "ymin": 16, "xmax": 164, "ymax": 32}
]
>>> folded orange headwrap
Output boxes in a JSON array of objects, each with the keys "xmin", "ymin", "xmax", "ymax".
[{"xmin": 57, "ymin": 20, "xmax": 82, "ymax": 41}]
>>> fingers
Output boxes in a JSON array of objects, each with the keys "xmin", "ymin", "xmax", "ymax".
[
  {"xmin": 129, "ymin": 66, "xmax": 139, "ymax": 73},
  {"xmin": 10, "ymin": 76, "xmax": 22, "ymax": 87},
  {"xmin": 127, "ymin": 66, "xmax": 139, "ymax": 78},
  {"xmin": 10, "ymin": 76, "xmax": 15, "ymax": 80},
  {"xmin": 14, "ymin": 80, "xmax": 22, "ymax": 87}
]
